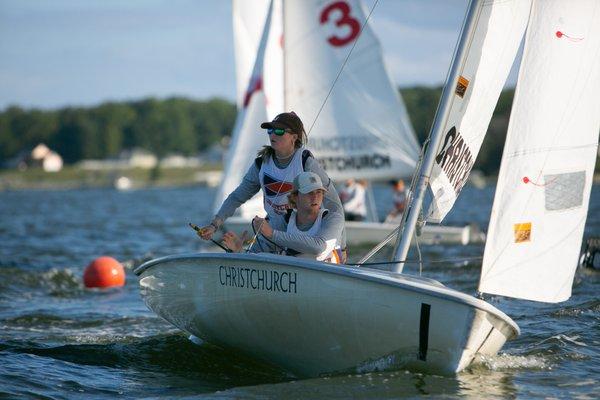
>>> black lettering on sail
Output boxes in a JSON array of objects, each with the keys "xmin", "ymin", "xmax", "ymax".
[
  {"xmin": 447, "ymin": 137, "xmax": 465, "ymax": 179},
  {"xmin": 434, "ymin": 126, "xmax": 474, "ymax": 196},
  {"xmin": 318, "ymin": 154, "xmax": 391, "ymax": 172},
  {"xmin": 435, "ymin": 127, "xmax": 457, "ymax": 168}
]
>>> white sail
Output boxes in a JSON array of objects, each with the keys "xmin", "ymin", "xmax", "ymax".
[
  {"xmin": 232, "ymin": 0, "xmax": 271, "ymax": 108},
  {"xmin": 263, "ymin": 0, "xmax": 285, "ymax": 116},
  {"xmin": 283, "ymin": 0, "xmax": 419, "ymax": 181},
  {"xmin": 479, "ymin": 0, "xmax": 600, "ymax": 302},
  {"xmin": 232, "ymin": 0, "xmax": 284, "ymax": 115},
  {"xmin": 426, "ymin": 0, "xmax": 531, "ymax": 223},
  {"xmin": 213, "ymin": 1, "xmax": 275, "ymax": 214}
]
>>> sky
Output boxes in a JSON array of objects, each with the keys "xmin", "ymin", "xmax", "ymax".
[{"xmin": 0, "ymin": 0, "xmax": 474, "ymax": 111}]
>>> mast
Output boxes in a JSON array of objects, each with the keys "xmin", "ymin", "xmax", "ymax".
[
  {"xmin": 282, "ymin": 0, "xmax": 287, "ymax": 110},
  {"xmin": 391, "ymin": 0, "xmax": 481, "ymax": 273}
]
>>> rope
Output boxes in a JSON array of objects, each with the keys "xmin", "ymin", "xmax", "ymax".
[
  {"xmin": 346, "ymin": 255, "xmax": 484, "ymax": 268},
  {"xmin": 414, "ymin": 231, "xmax": 423, "ymax": 276},
  {"xmin": 359, "ymin": 134, "xmax": 431, "ymax": 264}
]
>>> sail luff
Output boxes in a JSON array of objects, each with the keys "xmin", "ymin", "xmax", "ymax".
[
  {"xmin": 212, "ymin": 1, "xmax": 275, "ymax": 214},
  {"xmin": 391, "ymin": 0, "xmax": 483, "ymax": 272},
  {"xmin": 263, "ymin": 0, "xmax": 285, "ymax": 118},
  {"xmin": 232, "ymin": 0, "xmax": 271, "ymax": 108},
  {"xmin": 282, "ymin": 0, "xmax": 287, "ymax": 111}
]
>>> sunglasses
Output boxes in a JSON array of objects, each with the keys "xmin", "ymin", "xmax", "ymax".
[{"xmin": 266, "ymin": 128, "xmax": 290, "ymax": 136}]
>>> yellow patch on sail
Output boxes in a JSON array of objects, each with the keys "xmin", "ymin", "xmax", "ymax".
[
  {"xmin": 455, "ymin": 76, "xmax": 469, "ymax": 98},
  {"xmin": 513, "ymin": 222, "xmax": 532, "ymax": 243}
]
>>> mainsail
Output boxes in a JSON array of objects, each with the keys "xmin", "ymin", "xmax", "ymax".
[
  {"xmin": 479, "ymin": 0, "xmax": 600, "ymax": 302},
  {"xmin": 426, "ymin": 0, "xmax": 531, "ymax": 223},
  {"xmin": 284, "ymin": 0, "xmax": 419, "ymax": 181}
]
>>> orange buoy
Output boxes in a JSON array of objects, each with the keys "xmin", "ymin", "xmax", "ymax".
[{"xmin": 83, "ymin": 256, "xmax": 126, "ymax": 288}]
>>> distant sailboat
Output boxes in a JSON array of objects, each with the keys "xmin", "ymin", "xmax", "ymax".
[
  {"xmin": 136, "ymin": 0, "xmax": 600, "ymax": 376},
  {"xmin": 222, "ymin": 0, "xmax": 481, "ymax": 246}
]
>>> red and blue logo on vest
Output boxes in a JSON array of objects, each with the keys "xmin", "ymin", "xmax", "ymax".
[{"xmin": 263, "ymin": 173, "xmax": 294, "ymax": 197}]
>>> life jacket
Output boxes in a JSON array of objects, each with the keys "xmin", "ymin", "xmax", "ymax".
[
  {"xmin": 254, "ymin": 148, "xmax": 312, "ymax": 170},
  {"xmin": 256, "ymin": 148, "xmax": 312, "ymax": 220},
  {"xmin": 284, "ymin": 209, "xmax": 341, "ymax": 264},
  {"xmin": 340, "ymin": 183, "xmax": 367, "ymax": 217}
]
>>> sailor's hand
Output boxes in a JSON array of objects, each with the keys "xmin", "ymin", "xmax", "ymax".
[
  {"xmin": 197, "ymin": 218, "xmax": 223, "ymax": 240},
  {"xmin": 197, "ymin": 225, "xmax": 215, "ymax": 240},
  {"xmin": 222, "ymin": 231, "xmax": 246, "ymax": 252},
  {"xmin": 252, "ymin": 216, "xmax": 273, "ymax": 239}
]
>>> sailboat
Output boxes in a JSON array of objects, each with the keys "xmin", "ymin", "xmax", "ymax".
[
  {"xmin": 220, "ymin": 0, "xmax": 482, "ymax": 246},
  {"xmin": 135, "ymin": 0, "xmax": 599, "ymax": 376}
]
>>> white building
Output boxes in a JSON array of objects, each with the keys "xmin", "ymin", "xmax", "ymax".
[{"xmin": 24, "ymin": 143, "xmax": 63, "ymax": 172}]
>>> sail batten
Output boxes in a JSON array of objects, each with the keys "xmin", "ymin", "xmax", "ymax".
[{"xmin": 478, "ymin": 0, "xmax": 600, "ymax": 303}]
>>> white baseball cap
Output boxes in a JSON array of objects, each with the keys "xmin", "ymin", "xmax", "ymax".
[{"xmin": 293, "ymin": 172, "xmax": 327, "ymax": 194}]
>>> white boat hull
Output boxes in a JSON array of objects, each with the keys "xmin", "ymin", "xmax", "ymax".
[
  {"xmin": 135, "ymin": 253, "xmax": 518, "ymax": 376},
  {"xmin": 225, "ymin": 217, "xmax": 485, "ymax": 246}
]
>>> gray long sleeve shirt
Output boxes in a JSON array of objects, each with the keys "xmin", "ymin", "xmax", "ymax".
[
  {"xmin": 215, "ymin": 149, "xmax": 346, "ymax": 248},
  {"xmin": 271, "ymin": 210, "xmax": 344, "ymax": 257}
]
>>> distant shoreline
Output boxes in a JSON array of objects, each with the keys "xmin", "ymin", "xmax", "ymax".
[{"xmin": 0, "ymin": 165, "xmax": 223, "ymax": 191}]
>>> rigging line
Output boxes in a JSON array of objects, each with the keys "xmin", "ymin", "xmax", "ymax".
[
  {"xmin": 357, "ymin": 225, "xmax": 400, "ymax": 264},
  {"xmin": 305, "ymin": 0, "xmax": 380, "ymax": 137},
  {"xmin": 248, "ymin": 216, "xmax": 285, "ymax": 254},
  {"xmin": 346, "ymin": 255, "xmax": 483, "ymax": 267},
  {"xmin": 246, "ymin": 0, "xmax": 380, "ymax": 253},
  {"xmin": 394, "ymin": 135, "xmax": 428, "ymax": 241},
  {"xmin": 414, "ymin": 231, "xmax": 423, "ymax": 276},
  {"xmin": 244, "ymin": 0, "xmax": 277, "ymax": 253},
  {"xmin": 359, "ymin": 134, "xmax": 430, "ymax": 264}
]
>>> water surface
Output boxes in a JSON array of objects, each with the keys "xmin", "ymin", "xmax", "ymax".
[{"xmin": 1, "ymin": 185, "xmax": 598, "ymax": 398}]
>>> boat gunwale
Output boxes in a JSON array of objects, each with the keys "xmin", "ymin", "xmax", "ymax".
[{"xmin": 134, "ymin": 252, "xmax": 520, "ymax": 337}]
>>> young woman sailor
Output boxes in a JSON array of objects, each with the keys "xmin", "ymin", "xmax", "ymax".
[
  {"xmin": 222, "ymin": 172, "xmax": 344, "ymax": 264},
  {"xmin": 198, "ymin": 111, "xmax": 346, "ymax": 257}
]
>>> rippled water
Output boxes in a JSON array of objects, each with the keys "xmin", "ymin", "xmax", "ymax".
[{"xmin": 1, "ymin": 185, "xmax": 598, "ymax": 398}]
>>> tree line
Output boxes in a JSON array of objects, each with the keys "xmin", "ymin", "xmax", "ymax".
[
  {"xmin": 2, "ymin": 87, "xmax": 590, "ymax": 175},
  {"xmin": 0, "ymin": 97, "xmax": 236, "ymax": 164}
]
